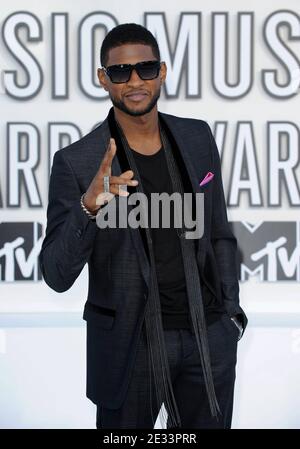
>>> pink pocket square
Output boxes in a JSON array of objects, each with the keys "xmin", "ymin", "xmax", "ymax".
[{"xmin": 199, "ymin": 171, "xmax": 214, "ymax": 186}]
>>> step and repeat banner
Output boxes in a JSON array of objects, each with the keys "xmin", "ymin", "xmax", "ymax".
[{"xmin": 0, "ymin": 2, "xmax": 299, "ymax": 316}]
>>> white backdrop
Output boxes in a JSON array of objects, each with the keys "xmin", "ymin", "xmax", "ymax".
[{"xmin": 0, "ymin": 0, "xmax": 300, "ymax": 428}]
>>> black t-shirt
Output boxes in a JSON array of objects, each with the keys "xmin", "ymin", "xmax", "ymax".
[{"xmin": 131, "ymin": 145, "xmax": 224, "ymax": 329}]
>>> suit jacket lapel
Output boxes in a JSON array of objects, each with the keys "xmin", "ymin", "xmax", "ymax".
[
  {"xmin": 99, "ymin": 115, "xmax": 151, "ymax": 289},
  {"xmin": 158, "ymin": 113, "xmax": 203, "ymax": 196},
  {"xmin": 159, "ymin": 113, "xmax": 208, "ymax": 264}
]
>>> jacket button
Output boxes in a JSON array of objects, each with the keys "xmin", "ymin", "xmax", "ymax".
[{"xmin": 76, "ymin": 229, "xmax": 83, "ymax": 238}]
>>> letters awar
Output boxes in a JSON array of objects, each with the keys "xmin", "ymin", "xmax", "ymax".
[{"xmin": 1, "ymin": 121, "xmax": 300, "ymax": 209}]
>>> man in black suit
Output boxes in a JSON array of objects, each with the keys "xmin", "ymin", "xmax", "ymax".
[{"xmin": 39, "ymin": 23, "xmax": 248, "ymax": 429}]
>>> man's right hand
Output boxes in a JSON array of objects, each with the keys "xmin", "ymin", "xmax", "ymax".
[{"xmin": 83, "ymin": 138, "xmax": 139, "ymax": 214}]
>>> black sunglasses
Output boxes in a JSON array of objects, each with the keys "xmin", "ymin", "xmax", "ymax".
[{"xmin": 102, "ymin": 60, "xmax": 162, "ymax": 84}]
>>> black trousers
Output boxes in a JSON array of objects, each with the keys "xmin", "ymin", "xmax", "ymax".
[{"xmin": 96, "ymin": 313, "xmax": 239, "ymax": 429}]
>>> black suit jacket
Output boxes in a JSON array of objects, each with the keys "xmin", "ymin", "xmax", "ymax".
[{"xmin": 39, "ymin": 108, "xmax": 248, "ymax": 409}]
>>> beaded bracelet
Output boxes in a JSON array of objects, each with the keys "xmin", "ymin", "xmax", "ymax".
[{"xmin": 80, "ymin": 194, "xmax": 97, "ymax": 220}]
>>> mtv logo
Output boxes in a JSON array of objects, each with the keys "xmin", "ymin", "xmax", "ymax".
[
  {"xmin": 230, "ymin": 221, "xmax": 300, "ymax": 282},
  {"xmin": 0, "ymin": 222, "xmax": 43, "ymax": 282}
]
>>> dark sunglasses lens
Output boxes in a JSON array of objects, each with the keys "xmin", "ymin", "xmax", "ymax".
[
  {"xmin": 108, "ymin": 67, "xmax": 131, "ymax": 83},
  {"xmin": 106, "ymin": 61, "xmax": 161, "ymax": 83},
  {"xmin": 137, "ymin": 62, "xmax": 160, "ymax": 80}
]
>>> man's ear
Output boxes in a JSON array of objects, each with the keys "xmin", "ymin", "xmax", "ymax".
[
  {"xmin": 160, "ymin": 62, "xmax": 167, "ymax": 84},
  {"xmin": 97, "ymin": 68, "xmax": 108, "ymax": 91}
]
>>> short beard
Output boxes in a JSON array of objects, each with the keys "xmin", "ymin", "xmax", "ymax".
[{"xmin": 109, "ymin": 88, "xmax": 161, "ymax": 117}]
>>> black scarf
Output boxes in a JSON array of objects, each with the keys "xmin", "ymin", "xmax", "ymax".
[{"xmin": 107, "ymin": 107, "xmax": 221, "ymax": 428}]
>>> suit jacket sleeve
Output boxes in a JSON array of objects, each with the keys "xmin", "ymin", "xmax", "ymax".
[
  {"xmin": 205, "ymin": 122, "xmax": 248, "ymax": 334},
  {"xmin": 39, "ymin": 149, "xmax": 98, "ymax": 292}
]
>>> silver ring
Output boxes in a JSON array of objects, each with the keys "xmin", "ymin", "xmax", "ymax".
[{"xmin": 103, "ymin": 175, "xmax": 110, "ymax": 193}]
